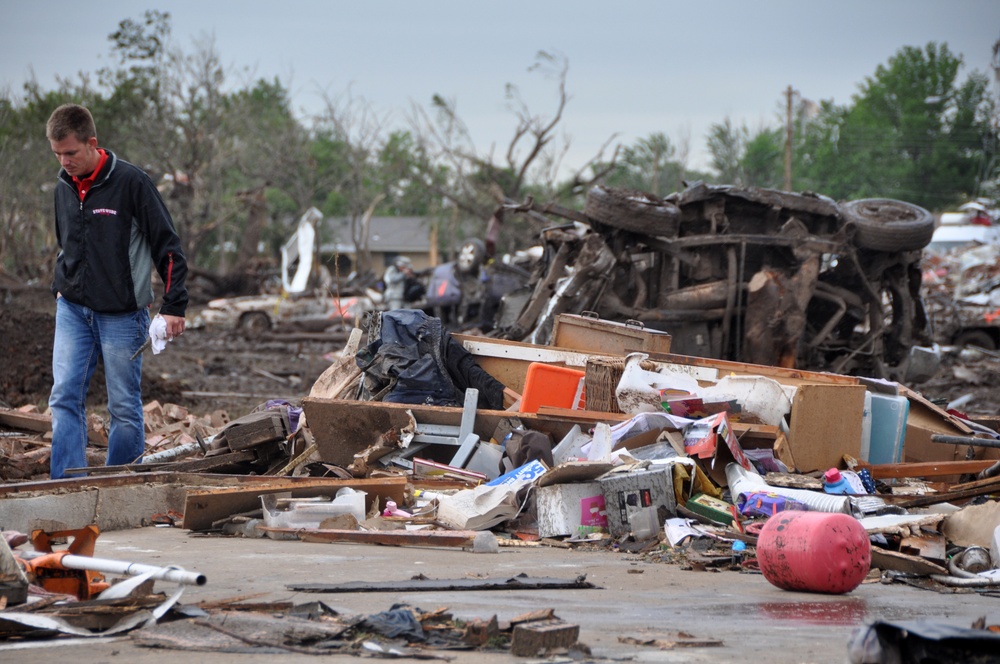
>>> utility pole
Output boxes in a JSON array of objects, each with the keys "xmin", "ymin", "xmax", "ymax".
[{"xmin": 784, "ymin": 85, "xmax": 795, "ymax": 192}]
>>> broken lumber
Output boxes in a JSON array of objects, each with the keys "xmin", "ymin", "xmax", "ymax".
[
  {"xmin": 309, "ymin": 327, "xmax": 363, "ymax": 399},
  {"xmin": 182, "ymin": 476, "xmax": 406, "ymax": 531},
  {"xmin": 862, "ymin": 460, "xmax": 997, "ymax": 480},
  {"xmin": 282, "ymin": 528, "xmax": 483, "ymax": 550},
  {"xmin": 0, "ymin": 408, "xmax": 105, "ymax": 444}
]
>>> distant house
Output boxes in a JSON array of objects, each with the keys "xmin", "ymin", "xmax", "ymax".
[{"xmin": 320, "ymin": 216, "xmax": 438, "ymax": 275}]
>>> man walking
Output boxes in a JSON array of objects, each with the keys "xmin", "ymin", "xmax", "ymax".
[{"xmin": 46, "ymin": 104, "xmax": 188, "ymax": 479}]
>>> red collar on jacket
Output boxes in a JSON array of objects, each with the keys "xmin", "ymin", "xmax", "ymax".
[{"xmin": 72, "ymin": 149, "xmax": 109, "ymax": 201}]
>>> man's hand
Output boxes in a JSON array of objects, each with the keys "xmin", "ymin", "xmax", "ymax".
[{"xmin": 161, "ymin": 314, "xmax": 186, "ymax": 340}]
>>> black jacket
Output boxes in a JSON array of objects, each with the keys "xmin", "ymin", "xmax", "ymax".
[{"xmin": 52, "ymin": 150, "xmax": 188, "ymax": 316}]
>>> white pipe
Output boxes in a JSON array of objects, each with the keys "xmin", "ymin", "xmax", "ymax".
[
  {"xmin": 725, "ymin": 462, "xmax": 853, "ymax": 514},
  {"xmin": 62, "ymin": 555, "xmax": 206, "ymax": 585}
]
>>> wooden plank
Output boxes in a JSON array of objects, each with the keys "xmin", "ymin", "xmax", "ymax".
[
  {"xmin": 182, "ymin": 476, "xmax": 407, "ymax": 531},
  {"xmin": 536, "ymin": 406, "xmax": 629, "ymax": 422},
  {"xmin": 283, "ymin": 528, "xmax": 479, "ymax": 550},
  {"xmin": 951, "ymin": 474, "xmax": 1000, "ymax": 493},
  {"xmin": 870, "ymin": 548, "xmax": 947, "ymax": 576},
  {"xmin": 861, "ymin": 460, "xmax": 997, "ymax": 479},
  {"xmin": 896, "ymin": 483, "xmax": 1000, "ymax": 509}
]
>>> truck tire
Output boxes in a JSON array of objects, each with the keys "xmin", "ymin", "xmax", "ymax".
[
  {"xmin": 584, "ymin": 186, "xmax": 680, "ymax": 236},
  {"xmin": 841, "ymin": 198, "xmax": 935, "ymax": 252}
]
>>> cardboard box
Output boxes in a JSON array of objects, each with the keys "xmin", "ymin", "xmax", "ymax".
[
  {"xmin": 787, "ymin": 384, "xmax": 866, "ymax": 472},
  {"xmin": 536, "ymin": 482, "xmax": 606, "ymax": 538},
  {"xmin": 597, "ymin": 466, "xmax": 676, "ymax": 537}
]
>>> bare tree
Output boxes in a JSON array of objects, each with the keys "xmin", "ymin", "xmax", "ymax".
[
  {"xmin": 408, "ymin": 52, "xmax": 620, "ymax": 253},
  {"xmin": 317, "ymin": 87, "xmax": 392, "ymax": 276}
]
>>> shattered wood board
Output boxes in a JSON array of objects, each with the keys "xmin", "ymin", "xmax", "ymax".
[
  {"xmin": 288, "ymin": 574, "xmax": 596, "ymax": 593},
  {"xmin": 226, "ymin": 411, "xmax": 289, "ymax": 451},
  {"xmin": 302, "ymin": 398, "xmax": 577, "ymax": 467},
  {"xmin": 182, "ymin": 477, "xmax": 407, "ymax": 531}
]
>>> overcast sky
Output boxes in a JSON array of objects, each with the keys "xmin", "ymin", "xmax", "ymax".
[{"xmin": 3, "ymin": 1, "xmax": 998, "ymax": 173}]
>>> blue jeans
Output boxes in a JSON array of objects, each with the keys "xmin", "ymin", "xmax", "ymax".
[{"xmin": 49, "ymin": 298, "xmax": 149, "ymax": 479}]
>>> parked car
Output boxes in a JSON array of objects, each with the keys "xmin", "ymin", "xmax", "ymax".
[{"xmin": 197, "ymin": 291, "xmax": 372, "ymax": 333}]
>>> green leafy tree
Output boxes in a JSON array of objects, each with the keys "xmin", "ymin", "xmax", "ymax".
[
  {"xmin": 797, "ymin": 42, "xmax": 993, "ymax": 209},
  {"xmin": 707, "ymin": 117, "xmax": 783, "ymax": 188},
  {"xmin": 741, "ymin": 128, "xmax": 784, "ymax": 188},
  {"xmin": 601, "ymin": 132, "xmax": 689, "ymax": 196},
  {"xmin": 707, "ymin": 117, "xmax": 746, "ymax": 184}
]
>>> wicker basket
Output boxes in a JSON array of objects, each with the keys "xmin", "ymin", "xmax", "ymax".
[{"xmin": 584, "ymin": 356, "xmax": 658, "ymax": 414}]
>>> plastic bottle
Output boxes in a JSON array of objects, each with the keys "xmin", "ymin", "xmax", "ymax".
[{"xmin": 822, "ymin": 468, "xmax": 852, "ymax": 495}]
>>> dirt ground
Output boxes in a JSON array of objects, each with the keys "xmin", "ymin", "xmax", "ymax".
[
  {"xmin": 2, "ymin": 284, "xmax": 999, "ymax": 423},
  {"xmin": 0, "ymin": 285, "xmax": 346, "ymax": 420}
]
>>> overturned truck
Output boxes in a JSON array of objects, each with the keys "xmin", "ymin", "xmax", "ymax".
[{"xmin": 493, "ymin": 183, "xmax": 938, "ymax": 382}]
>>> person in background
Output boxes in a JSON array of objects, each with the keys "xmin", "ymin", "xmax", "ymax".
[
  {"xmin": 45, "ymin": 104, "xmax": 188, "ymax": 479},
  {"xmin": 383, "ymin": 256, "xmax": 415, "ymax": 310}
]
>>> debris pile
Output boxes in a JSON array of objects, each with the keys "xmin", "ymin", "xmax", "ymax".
[{"xmin": 2, "ymin": 186, "xmax": 1000, "ymax": 660}]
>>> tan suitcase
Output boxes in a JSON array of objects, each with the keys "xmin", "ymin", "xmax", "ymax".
[{"xmin": 552, "ymin": 313, "xmax": 672, "ymax": 356}]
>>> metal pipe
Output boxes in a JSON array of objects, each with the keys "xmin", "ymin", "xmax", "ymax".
[
  {"xmin": 929, "ymin": 574, "xmax": 1000, "ymax": 587},
  {"xmin": 18, "ymin": 551, "xmax": 206, "ymax": 585},
  {"xmin": 931, "ymin": 434, "xmax": 1000, "ymax": 449}
]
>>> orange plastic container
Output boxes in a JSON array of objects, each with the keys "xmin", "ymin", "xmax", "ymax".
[{"xmin": 519, "ymin": 363, "xmax": 586, "ymax": 413}]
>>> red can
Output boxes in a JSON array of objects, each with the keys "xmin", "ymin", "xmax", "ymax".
[{"xmin": 756, "ymin": 511, "xmax": 871, "ymax": 594}]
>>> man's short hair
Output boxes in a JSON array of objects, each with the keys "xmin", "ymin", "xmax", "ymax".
[{"xmin": 46, "ymin": 104, "xmax": 97, "ymax": 143}]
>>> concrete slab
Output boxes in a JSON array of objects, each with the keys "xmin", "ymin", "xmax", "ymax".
[{"xmin": 2, "ymin": 526, "xmax": 997, "ymax": 662}]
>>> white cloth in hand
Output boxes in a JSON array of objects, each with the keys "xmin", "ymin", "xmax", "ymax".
[{"xmin": 149, "ymin": 314, "xmax": 169, "ymax": 354}]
